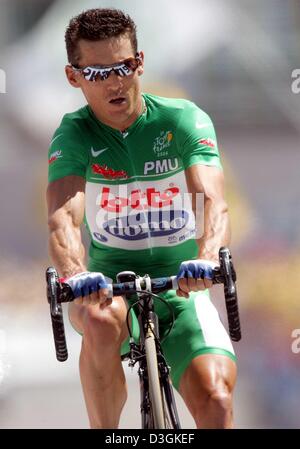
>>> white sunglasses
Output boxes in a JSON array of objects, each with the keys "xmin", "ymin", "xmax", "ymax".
[{"xmin": 72, "ymin": 53, "xmax": 142, "ymax": 81}]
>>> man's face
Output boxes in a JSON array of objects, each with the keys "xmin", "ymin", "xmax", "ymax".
[{"xmin": 65, "ymin": 34, "xmax": 144, "ymax": 130}]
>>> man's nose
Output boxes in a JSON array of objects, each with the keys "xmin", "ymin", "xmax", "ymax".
[
  {"xmin": 106, "ymin": 70, "xmax": 124, "ymax": 84},
  {"xmin": 105, "ymin": 72, "xmax": 124, "ymax": 93}
]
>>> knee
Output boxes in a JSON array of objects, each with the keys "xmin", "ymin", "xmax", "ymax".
[
  {"xmin": 193, "ymin": 384, "xmax": 233, "ymax": 429},
  {"xmin": 205, "ymin": 386, "xmax": 232, "ymax": 413},
  {"xmin": 82, "ymin": 303, "xmax": 125, "ymax": 350}
]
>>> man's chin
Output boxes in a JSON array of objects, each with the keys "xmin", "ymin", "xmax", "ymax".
[
  {"xmin": 108, "ymin": 104, "xmax": 130, "ymax": 115},
  {"xmin": 101, "ymin": 109, "xmax": 132, "ymax": 129},
  {"xmin": 90, "ymin": 101, "xmax": 137, "ymax": 128}
]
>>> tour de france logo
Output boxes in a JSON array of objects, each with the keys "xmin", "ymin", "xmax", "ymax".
[{"xmin": 153, "ymin": 130, "xmax": 173, "ymax": 155}]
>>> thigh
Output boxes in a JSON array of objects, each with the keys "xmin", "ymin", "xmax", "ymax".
[
  {"xmin": 68, "ymin": 294, "xmax": 140, "ymax": 356},
  {"xmin": 160, "ymin": 289, "xmax": 236, "ymax": 391},
  {"xmin": 69, "ymin": 294, "xmax": 129, "ymax": 340}
]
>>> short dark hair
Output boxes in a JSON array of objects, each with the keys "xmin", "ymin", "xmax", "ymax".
[{"xmin": 65, "ymin": 8, "xmax": 138, "ymax": 65}]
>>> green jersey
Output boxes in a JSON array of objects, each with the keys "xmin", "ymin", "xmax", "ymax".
[{"xmin": 48, "ymin": 93, "xmax": 222, "ymax": 279}]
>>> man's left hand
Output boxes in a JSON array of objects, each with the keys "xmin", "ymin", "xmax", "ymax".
[{"xmin": 176, "ymin": 259, "xmax": 218, "ymax": 298}]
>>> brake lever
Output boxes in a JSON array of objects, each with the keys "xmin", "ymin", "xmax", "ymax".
[{"xmin": 46, "ymin": 267, "xmax": 60, "ymax": 316}]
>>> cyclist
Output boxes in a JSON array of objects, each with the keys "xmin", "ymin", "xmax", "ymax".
[{"xmin": 47, "ymin": 8, "xmax": 237, "ymax": 429}]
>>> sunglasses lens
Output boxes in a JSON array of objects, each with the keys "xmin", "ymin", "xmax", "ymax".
[
  {"xmin": 124, "ymin": 58, "xmax": 139, "ymax": 71},
  {"xmin": 114, "ymin": 68, "xmax": 126, "ymax": 77},
  {"xmin": 100, "ymin": 69, "xmax": 110, "ymax": 80},
  {"xmin": 82, "ymin": 68, "xmax": 92, "ymax": 81}
]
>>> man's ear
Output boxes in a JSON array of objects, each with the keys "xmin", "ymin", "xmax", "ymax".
[
  {"xmin": 137, "ymin": 51, "xmax": 144, "ymax": 76},
  {"xmin": 65, "ymin": 65, "xmax": 81, "ymax": 88}
]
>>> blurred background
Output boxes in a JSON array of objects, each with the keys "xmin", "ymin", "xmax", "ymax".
[{"xmin": 0, "ymin": 0, "xmax": 300, "ymax": 428}]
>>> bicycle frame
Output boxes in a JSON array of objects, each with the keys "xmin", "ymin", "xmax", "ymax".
[
  {"xmin": 137, "ymin": 291, "xmax": 161, "ymax": 428},
  {"xmin": 117, "ymin": 271, "xmax": 181, "ymax": 429}
]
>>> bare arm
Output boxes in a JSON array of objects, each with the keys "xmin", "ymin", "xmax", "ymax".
[
  {"xmin": 47, "ymin": 175, "xmax": 86, "ymax": 278},
  {"xmin": 185, "ymin": 164, "xmax": 230, "ymax": 263},
  {"xmin": 177, "ymin": 164, "xmax": 230, "ymax": 297}
]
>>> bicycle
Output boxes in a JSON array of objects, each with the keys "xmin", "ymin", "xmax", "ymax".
[{"xmin": 46, "ymin": 246, "xmax": 241, "ymax": 429}]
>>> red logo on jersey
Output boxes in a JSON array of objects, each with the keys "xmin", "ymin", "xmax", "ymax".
[
  {"xmin": 199, "ymin": 138, "xmax": 215, "ymax": 148},
  {"xmin": 48, "ymin": 150, "xmax": 62, "ymax": 164},
  {"xmin": 99, "ymin": 186, "xmax": 180, "ymax": 213},
  {"xmin": 92, "ymin": 164, "xmax": 128, "ymax": 179}
]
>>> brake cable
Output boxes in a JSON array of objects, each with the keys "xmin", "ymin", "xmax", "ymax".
[{"xmin": 125, "ymin": 291, "xmax": 175, "ymax": 343}]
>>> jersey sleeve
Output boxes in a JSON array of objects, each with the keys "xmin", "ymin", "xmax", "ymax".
[
  {"xmin": 48, "ymin": 116, "xmax": 89, "ymax": 183},
  {"xmin": 177, "ymin": 101, "xmax": 222, "ymax": 170}
]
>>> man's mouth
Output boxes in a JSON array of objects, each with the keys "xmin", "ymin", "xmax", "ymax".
[{"xmin": 109, "ymin": 97, "xmax": 126, "ymax": 105}]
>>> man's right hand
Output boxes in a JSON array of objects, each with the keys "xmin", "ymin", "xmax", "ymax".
[{"xmin": 63, "ymin": 271, "xmax": 109, "ymax": 306}]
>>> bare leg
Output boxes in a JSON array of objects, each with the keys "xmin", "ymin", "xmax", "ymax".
[
  {"xmin": 179, "ymin": 354, "xmax": 237, "ymax": 429},
  {"xmin": 79, "ymin": 341, "xmax": 127, "ymax": 428},
  {"xmin": 69, "ymin": 296, "xmax": 129, "ymax": 428}
]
